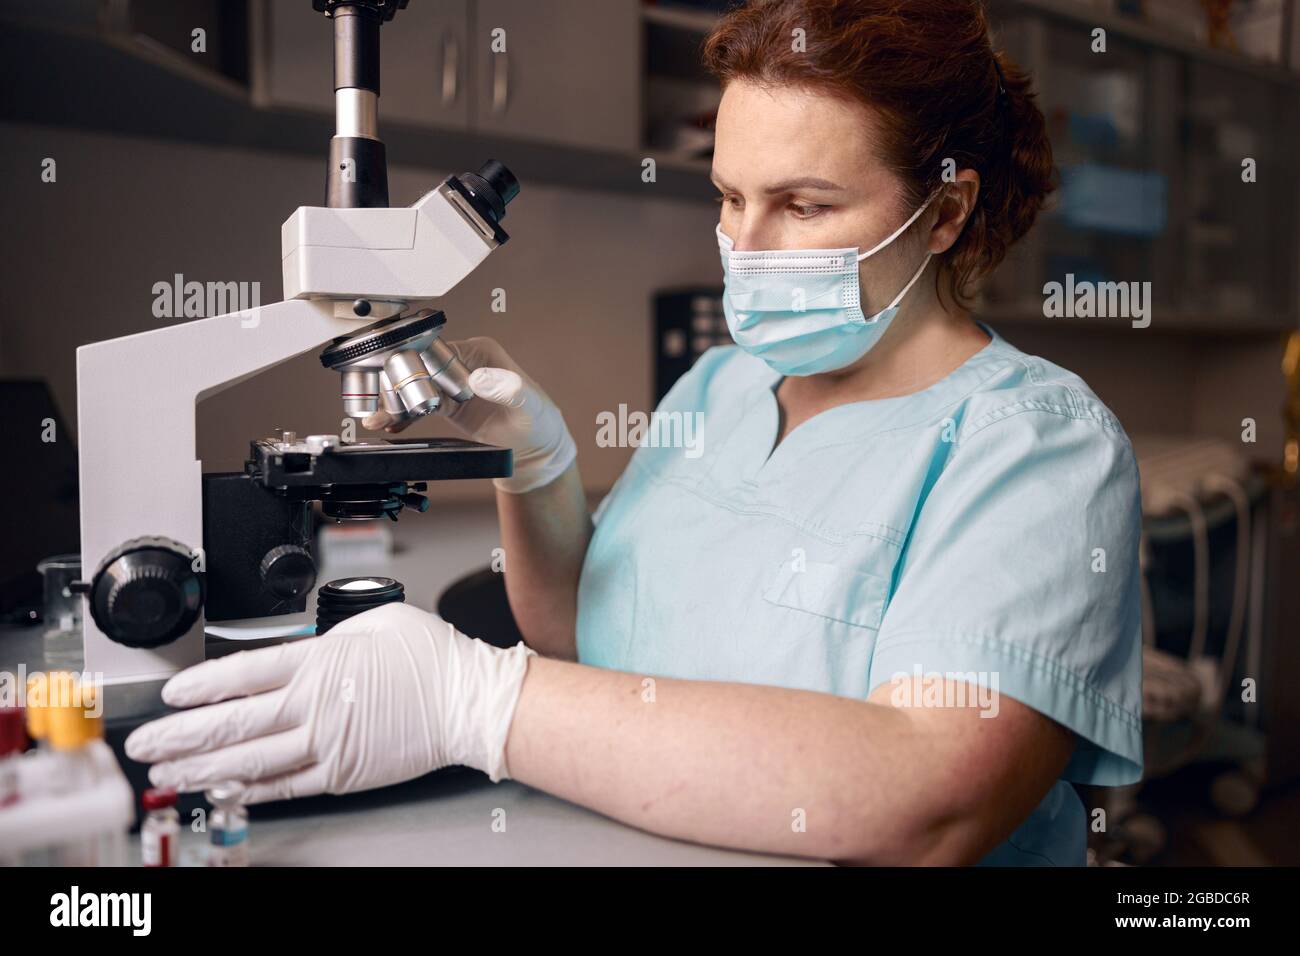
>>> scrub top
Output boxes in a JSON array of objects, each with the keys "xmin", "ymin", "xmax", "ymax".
[{"xmin": 576, "ymin": 327, "xmax": 1144, "ymax": 866}]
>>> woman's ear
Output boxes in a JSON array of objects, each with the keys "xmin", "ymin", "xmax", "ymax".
[{"xmin": 927, "ymin": 169, "xmax": 980, "ymax": 255}]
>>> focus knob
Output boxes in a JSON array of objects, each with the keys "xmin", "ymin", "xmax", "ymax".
[
  {"xmin": 260, "ymin": 544, "xmax": 317, "ymax": 602},
  {"xmin": 89, "ymin": 536, "xmax": 205, "ymax": 649}
]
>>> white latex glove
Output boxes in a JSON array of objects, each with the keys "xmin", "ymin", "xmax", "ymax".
[
  {"xmin": 363, "ymin": 336, "xmax": 576, "ymax": 494},
  {"xmin": 124, "ymin": 603, "xmax": 535, "ymax": 803}
]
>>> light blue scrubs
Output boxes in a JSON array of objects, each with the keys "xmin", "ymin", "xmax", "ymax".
[{"xmin": 576, "ymin": 327, "xmax": 1144, "ymax": 865}]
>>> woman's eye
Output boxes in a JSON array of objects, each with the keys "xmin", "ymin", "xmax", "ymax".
[
  {"xmin": 789, "ymin": 202, "xmax": 827, "ymax": 219},
  {"xmin": 714, "ymin": 195, "xmax": 743, "ymax": 209}
]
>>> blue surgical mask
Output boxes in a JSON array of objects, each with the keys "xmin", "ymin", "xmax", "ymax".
[{"xmin": 717, "ymin": 193, "xmax": 937, "ymax": 376}]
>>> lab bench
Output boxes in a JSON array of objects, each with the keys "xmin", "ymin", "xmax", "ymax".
[{"xmin": 1, "ymin": 503, "xmax": 818, "ymax": 867}]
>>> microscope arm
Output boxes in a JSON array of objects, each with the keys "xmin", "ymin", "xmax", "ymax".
[{"xmin": 77, "ymin": 299, "xmax": 360, "ymax": 682}]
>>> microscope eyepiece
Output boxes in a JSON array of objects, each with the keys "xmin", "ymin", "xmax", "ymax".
[{"xmin": 460, "ymin": 160, "xmax": 519, "ymax": 223}]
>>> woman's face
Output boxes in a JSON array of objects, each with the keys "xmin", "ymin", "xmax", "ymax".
[{"xmin": 713, "ymin": 79, "xmax": 931, "ymax": 315}]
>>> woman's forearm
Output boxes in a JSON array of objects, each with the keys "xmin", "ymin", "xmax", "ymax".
[
  {"xmin": 495, "ymin": 463, "xmax": 592, "ymax": 659},
  {"xmin": 504, "ymin": 657, "xmax": 965, "ymax": 863}
]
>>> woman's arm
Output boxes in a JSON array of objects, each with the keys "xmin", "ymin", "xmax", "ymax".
[
  {"xmin": 496, "ymin": 462, "xmax": 592, "ymax": 660},
  {"xmin": 365, "ymin": 336, "xmax": 589, "ymax": 658},
  {"xmin": 124, "ymin": 600, "xmax": 1071, "ymax": 864},
  {"xmin": 505, "ymin": 659, "xmax": 1075, "ymax": 864}
]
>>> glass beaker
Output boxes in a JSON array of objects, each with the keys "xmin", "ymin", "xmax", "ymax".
[{"xmin": 36, "ymin": 554, "xmax": 83, "ymax": 665}]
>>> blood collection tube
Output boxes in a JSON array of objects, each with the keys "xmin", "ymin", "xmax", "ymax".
[
  {"xmin": 142, "ymin": 787, "xmax": 181, "ymax": 867},
  {"xmin": 0, "ymin": 707, "xmax": 26, "ymax": 807}
]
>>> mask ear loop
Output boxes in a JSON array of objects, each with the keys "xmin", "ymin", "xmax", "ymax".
[
  {"xmin": 859, "ymin": 189, "xmax": 941, "ymax": 321},
  {"xmin": 877, "ymin": 252, "xmax": 933, "ymax": 319},
  {"xmin": 855, "ymin": 189, "xmax": 942, "ymax": 261}
]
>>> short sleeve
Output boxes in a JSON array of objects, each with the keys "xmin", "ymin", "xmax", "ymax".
[{"xmin": 870, "ymin": 406, "xmax": 1144, "ymax": 786}]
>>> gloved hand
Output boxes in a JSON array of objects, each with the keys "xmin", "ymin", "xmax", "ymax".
[
  {"xmin": 363, "ymin": 336, "xmax": 576, "ymax": 494},
  {"xmin": 123, "ymin": 603, "xmax": 535, "ymax": 803}
]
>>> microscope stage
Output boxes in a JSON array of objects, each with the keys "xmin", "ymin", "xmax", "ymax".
[{"xmin": 249, "ymin": 436, "xmax": 512, "ymax": 488}]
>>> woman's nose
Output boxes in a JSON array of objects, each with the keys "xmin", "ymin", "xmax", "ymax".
[{"xmin": 725, "ymin": 217, "xmax": 776, "ymax": 253}]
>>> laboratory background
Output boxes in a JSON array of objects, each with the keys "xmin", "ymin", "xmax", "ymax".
[{"xmin": 0, "ymin": 0, "xmax": 1298, "ymax": 868}]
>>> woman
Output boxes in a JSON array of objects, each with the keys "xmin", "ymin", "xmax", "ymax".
[{"xmin": 127, "ymin": 0, "xmax": 1142, "ymax": 865}]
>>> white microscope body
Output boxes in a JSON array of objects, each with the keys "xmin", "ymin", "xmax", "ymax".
[{"xmin": 75, "ymin": 0, "xmax": 517, "ymax": 683}]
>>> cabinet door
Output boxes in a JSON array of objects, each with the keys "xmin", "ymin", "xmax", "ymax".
[
  {"xmin": 472, "ymin": 0, "xmax": 640, "ymax": 152},
  {"xmin": 381, "ymin": 0, "xmax": 471, "ymax": 129},
  {"xmin": 260, "ymin": 0, "xmax": 470, "ymax": 130}
]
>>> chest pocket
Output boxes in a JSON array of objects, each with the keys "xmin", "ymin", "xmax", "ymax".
[{"xmin": 762, "ymin": 560, "xmax": 890, "ymax": 630}]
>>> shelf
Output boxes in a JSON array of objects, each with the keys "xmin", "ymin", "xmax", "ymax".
[
  {"xmin": 0, "ymin": 14, "xmax": 717, "ymax": 204},
  {"xmin": 647, "ymin": 0, "xmax": 1300, "ymax": 88},
  {"xmin": 997, "ymin": 0, "xmax": 1300, "ymax": 88},
  {"xmin": 4, "ymin": 2, "xmax": 1295, "ymax": 333}
]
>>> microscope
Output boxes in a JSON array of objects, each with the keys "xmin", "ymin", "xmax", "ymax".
[{"xmin": 74, "ymin": 0, "xmax": 516, "ymax": 684}]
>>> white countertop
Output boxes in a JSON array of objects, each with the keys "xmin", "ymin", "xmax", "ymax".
[{"xmin": 168, "ymin": 770, "xmax": 818, "ymax": 866}]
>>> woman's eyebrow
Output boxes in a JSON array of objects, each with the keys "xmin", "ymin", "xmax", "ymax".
[
  {"xmin": 710, "ymin": 174, "xmax": 846, "ymax": 194},
  {"xmin": 763, "ymin": 177, "xmax": 845, "ymax": 194}
]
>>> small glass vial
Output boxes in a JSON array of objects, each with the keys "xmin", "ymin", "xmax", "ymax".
[
  {"xmin": 37, "ymin": 554, "xmax": 84, "ymax": 666},
  {"xmin": 141, "ymin": 787, "xmax": 180, "ymax": 867},
  {"xmin": 205, "ymin": 783, "xmax": 250, "ymax": 867}
]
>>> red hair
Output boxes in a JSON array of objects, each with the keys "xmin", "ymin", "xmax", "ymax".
[{"xmin": 703, "ymin": 0, "xmax": 1055, "ymax": 306}]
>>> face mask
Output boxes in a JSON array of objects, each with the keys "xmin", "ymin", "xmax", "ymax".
[{"xmin": 717, "ymin": 193, "xmax": 937, "ymax": 376}]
